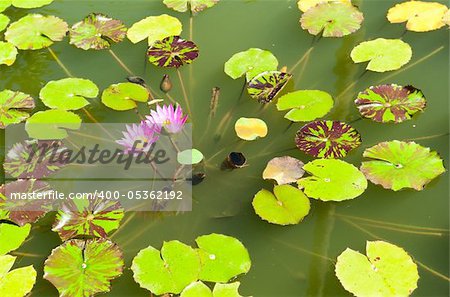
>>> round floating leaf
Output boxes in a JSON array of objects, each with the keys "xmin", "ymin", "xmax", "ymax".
[
  {"xmin": 336, "ymin": 241, "xmax": 419, "ymax": 297},
  {"xmin": 276, "ymin": 90, "xmax": 333, "ymax": 122},
  {"xmin": 131, "ymin": 240, "xmax": 200, "ymax": 295},
  {"xmin": 297, "ymin": 0, "xmax": 351, "ymax": 12},
  {"xmin": 181, "ymin": 281, "xmax": 212, "ymax": 297},
  {"xmin": 0, "ymin": 1, "xmax": 9, "ymax": 12},
  {"xmin": 350, "ymin": 38, "xmax": 412, "ymax": 72},
  {"xmin": 355, "ymin": 84, "xmax": 426, "ymax": 123},
  {"xmin": 0, "ymin": 255, "xmax": 36, "ymax": 297},
  {"xmin": 0, "ymin": 42, "xmax": 17, "ymax": 66},
  {"xmin": 127, "ymin": 14, "xmax": 182, "ymax": 45},
  {"xmin": 295, "ymin": 120, "xmax": 361, "ymax": 159},
  {"xmin": 234, "ymin": 117, "xmax": 268, "ymax": 141},
  {"xmin": 53, "ymin": 199, "xmax": 124, "ymax": 241},
  {"xmin": 44, "ymin": 238, "xmax": 124, "ymax": 296},
  {"xmin": 252, "ymin": 185, "xmax": 310, "ymax": 225},
  {"xmin": 69, "ymin": 13, "xmax": 127, "ymax": 50},
  {"xmin": 224, "ymin": 48, "xmax": 278, "ymax": 80},
  {"xmin": 101, "ymin": 82, "xmax": 149, "ymax": 111},
  {"xmin": 0, "ymin": 89, "xmax": 34, "ymax": 128},
  {"xmin": 0, "ymin": 223, "xmax": 31, "ymax": 255},
  {"xmin": 25, "ymin": 110, "xmax": 82, "ymax": 140},
  {"xmin": 387, "ymin": 1, "xmax": 448, "ymax": 32},
  {"xmin": 298, "ymin": 159, "xmax": 368, "ymax": 201},
  {"xmin": 213, "ymin": 282, "xmax": 244, "ymax": 297},
  {"xmin": 177, "ymin": 149, "xmax": 204, "ymax": 165},
  {"xmin": 300, "ymin": 2, "xmax": 364, "ymax": 37},
  {"xmin": 360, "ymin": 141, "xmax": 445, "ymax": 191},
  {"xmin": 444, "ymin": 10, "xmax": 450, "ymax": 25},
  {"xmin": 147, "ymin": 35, "xmax": 199, "ymax": 68},
  {"xmin": 263, "ymin": 156, "xmax": 305, "ymax": 185},
  {"xmin": 163, "ymin": 0, "xmax": 219, "ymax": 14},
  {"xmin": 0, "ymin": 14, "xmax": 9, "ymax": 31},
  {"xmin": 40, "ymin": 78, "xmax": 99, "ymax": 110},
  {"xmin": 10, "ymin": 0, "xmax": 54, "ymax": 9},
  {"xmin": 5, "ymin": 14, "xmax": 68, "ymax": 50},
  {"xmin": 196, "ymin": 233, "xmax": 251, "ymax": 283},
  {"xmin": 247, "ymin": 71, "xmax": 292, "ymax": 103}
]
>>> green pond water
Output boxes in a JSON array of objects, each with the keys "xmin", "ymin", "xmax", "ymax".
[{"xmin": 1, "ymin": 0, "xmax": 449, "ymax": 296}]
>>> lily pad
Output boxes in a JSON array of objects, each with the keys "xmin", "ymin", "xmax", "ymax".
[
  {"xmin": 127, "ymin": 14, "xmax": 182, "ymax": 45},
  {"xmin": 0, "ymin": 223, "xmax": 31, "ymax": 255},
  {"xmin": 178, "ymin": 149, "xmax": 204, "ymax": 165},
  {"xmin": 387, "ymin": 1, "xmax": 448, "ymax": 32},
  {"xmin": 181, "ymin": 281, "xmax": 245, "ymax": 297},
  {"xmin": 163, "ymin": 0, "xmax": 219, "ymax": 14},
  {"xmin": 300, "ymin": 2, "xmax": 364, "ymax": 37},
  {"xmin": 252, "ymin": 185, "xmax": 310, "ymax": 225},
  {"xmin": 298, "ymin": 159, "xmax": 368, "ymax": 201},
  {"xmin": 44, "ymin": 238, "xmax": 124, "ymax": 296},
  {"xmin": 0, "ymin": 0, "xmax": 54, "ymax": 10},
  {"xmin": 350, "ymin": 38, "xmax": 412, "ymax": 72},
  {"xmin": 25, "ymin": 110, "xmax": 82, "ymax": 140},
  {"xmin": 360, "ymin": 141, "xmax": 445, "ymax": 191},
  {"xmin": 297, "ymin": 0, "xmax": 351, "ymax": 12},
  {"xmin": 101, "ymin": 82, "xmax": 149, "ymax": 111},
  {"xmin": 69, "ymin": 13, "xmax": 127, "ymax": 50},
  {"xmin": 0, "ymin": 255, "xmax": 36, "ymax": 297},
  {"xmin": 53, "ymin": 199, "xmax": 124, "ymax": 241},
  {"xmin": 5, "ymin": 14, "xmax": 68, "ymax": 50},
  {"xmin": 0, "ymin": 14, "xmax": 9, "ymax": 31},
  {"xmin": 247, "ymin": 71, "xmax": 292, "ymax": 103},
  {"xmin": 295, "ymin": 120, "xmax": 361, "ymax": 159},
  {"xmin": 444, "ymin": 10, "xmax": 450, "ymax": 25},
  {"xmin": 131, "ymin": 240, "xmax": 200, "ymax": 295},
  {"xmin": 0, "ymin": 89, "xmax": 34, "ymax": 128},
  {"xmin": 276, "ymin": 90, "xmax": 334, "ymax": 122},
  {"xmin": 263, "ymin": 156, "xmax": 305, "ymax": 185},
  {"xmin": 147, "ymin": 35, "xmax": 199, "ymax": 68},
  {"xmin": 0, "ymin": 42, "xmax": 17, "ymax": 66},
  {"xmin": 40, "ymin": 78, "xmax": 99, "ymax": 110},
  {"xmin": 234, "ymin": 117, "xmax": 268, "ymax": 141},
  {"xmin": 196, "ymin": 233, "xmax": 251, "ymax": 283},
  {"xmin": 336, "ymin": 241, "xmax": 419, "ymax": 297},
  {"xmin": 224, "ymin": 48, "xmax": 279, "ymax": 80},
  {"xmin": 355, "ymin": 84, "xmax": 426, "ymax": 123}
]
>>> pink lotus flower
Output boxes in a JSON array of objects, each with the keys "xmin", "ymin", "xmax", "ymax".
[
  {"xmin": 146, "ymin": 104, "xmax": 188, "ymax": 134},
  {"xmin": 116, "ymin": 121, "xmax": 160, "ymax": 153}
]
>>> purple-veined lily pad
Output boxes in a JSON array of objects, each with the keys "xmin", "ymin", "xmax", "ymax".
[
  {"xmin": 5, "ymin": 14, "xmax": 68, "ymax": 50},
  {"xmin": 300, "ymin": 2, "xmax": 364, "ymax": 37},
  {"xmin": 355, "ymin": 84, "xmax": 426, "ymax": 123},
  {"xmin": 0, "ymin": 89, "xmax": 34, "ymax": 128},
  {"xmin": 101, "ymin": 82, "xmax": 149, "ymax": 111},
  {"xmin": 44, "ymin": 238, "xmax": 124, "ymax": 296},
  {"xmin": 0, "ymin": 41, "xmax": 17, "ymax": 66},
  {"xmin": 0, "ymin": 222, "xmax": 31, "ymax": 255},
  {"xmin": 69, "ymin": 13, "xmax": 127, "ymax": 50},
  {"xmin": 247, "ymin": 71, "xmax": 292, "ymax": 103},
  {"xmin": 163, "ymin": 0, "xmax": 219, "ymax": 14},
  {"xmin": 360, "ymin": 140, "xmax": 445, "ymax": 191},
  {"xmin": 25, "ymin": 110, "xmax": 82, "ymax": 140},
  {"xmin": 295, "ymin": 120, "xmax": 361, "ymax": 159},
  {"xmin": 0, "ymin": 255, "xmax": 37, "ymax": 296},
  {"xmin": 147, "ymin": 35, "xmax": 199, "ymax": 68},
  {"xmin": 52, "ymin": 199, "xmax": 124, "ymax": 241},
  {"xmin": 262, "ymin": 156, "xmax": 305, "ymax": 185}
]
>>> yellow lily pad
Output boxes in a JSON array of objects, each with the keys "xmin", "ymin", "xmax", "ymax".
[
  {"xmin": 443, "ymin": 9, "xmax": 450, "ymax": 25},
  {"xmin": 234, "ymin": 117, "xmax": 268, "ymax": 141},
  {"xmin": 297, "ymin": 0, "xmax": 351, "ymax": 13}
]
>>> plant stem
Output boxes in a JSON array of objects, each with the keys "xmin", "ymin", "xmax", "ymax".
[
  {"xmin": 108, "ymin": 49, "xmax": 134, "ymax": 76},
  {"xmin": 177, "ymin": 69, "xmax": 192, "ymax": 117},
  {"xmin": 47, "ymin": 47, "xmax": 73, "ymax": 77},
  {"xmin": 289, "ymin": 46, "xmax": 314, "ymax": 74}
]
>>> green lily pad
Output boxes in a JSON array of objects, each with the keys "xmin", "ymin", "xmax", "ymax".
[
  {"xmin": 263, "ymin": 156, "xmax": 305, "ymax": 185},
  {"xmin": 127, "ymin": 14, "xmax": 182, "ymax": 45},
  {"xmin": 224, "ymin": 48, "xmax": 279, "ymax": 80},
  {"xmin": 69, "ymin": 13, "xmax": 127, "ymax": 50},
  {"xmin": 131, "ymin": 240, "xmax": 201, "ymax": 295},
  {"xmin": 355, "ymin": 84, "xmax": 426, "ymax": 123},
  {"xmin": 5, "ymin": 14, "xmax": 68, "ymax": 50},
  {"xmin": 298, "ymin": 159, "xmax": 368, "ymax": 201},
  {"xmin": 300, "ymin": 2, "xmax": 364, "ymax": 37},
  {"xmin": 247, "ymin": 71, "xmax": 292, "ymax": 103},
  {"xmin": 163, "ymin": 0, "xmax": 219, "ymax": 14},
  {"xmin": 44, "ymin": 238, "xmax": 124, "ymax": 296},
  {"xmin": 181, "ymin": 281, "xmax": 245, "ymax": 297},
  {"xmin": 335, "ymin": 241, "xmax": 419, "ymax": 297},
  {"xmin": 196, "ymin": 233, "xmax": 251, "ymax": 283},
  {"xmin": 0, "ymin": 14, "xmax": 9, "ymax": 31},
  {"xmin": 295, "ymin": 120, "xmax": 361, "ymax": 158},
  {"xmin": 178, "ymin": 149, "xmax": 204, "ymax": 165},
  {"xmin": 0, "ymin": 255, "xmax": 37, "ymax": 297},
  {"xmin": 0, "ymin": 223, "xmax": 31, "ymax": 255},
  {"xmin": 276, "ymin": 90, "xmax": 334, "ymax": 122},
  {"xmin": 40, "ymin": 78, "xmax": 99, "ymax": 110},
  {"xmin": 147, "ymin": 35, "xmax": 199, "ymax": 68},
  {"xmin": 252, "ymin": 185, "xmax": 310, "ymax": 225},
  {"xmin": 25, "ymin": 110, "xmax": 82, "ymax": 140},
  {"xmin": 360, "ymin": 140, "xmax": 445, "ymax": 191},
  {"xmin": 0, "ymin": 42, "xmax": 17, "ymax": 66},
  {"xmin": 0, "ymin": 89, "xmax": 35, "ymax": 128},
  {"xmin": 101, "ymin": 82, "xmax": 149, "ymax": 111},
  {"xmin": 53, "ymin": 199, "xmax": 124, "ymax": 241},
  {"xmin": 4, "ymin": 0, "xmax": 54, "ymax": 9},
  {"xmin": 350, "ymin": 38, "xmax": 412, "ymax": 72}
]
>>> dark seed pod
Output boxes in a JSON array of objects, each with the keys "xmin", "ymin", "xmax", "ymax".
[
  {"xmin": 191, "ymin": 173, "xmax": 206, "ymax": 185},
  {"xmin": 126, "ymin": 76, "xmax": 146, "ymax": 86},
  {"xmin": 222, "ymin": 152, "xmax": 247, "ymax": 170},
  {"xmin": 160, "ymin": 74, "xmax": 172, "ymax": 93}
]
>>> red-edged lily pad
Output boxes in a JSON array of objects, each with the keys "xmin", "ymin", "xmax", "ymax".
[
  {"xmin": 247, "ymin": 71, "xmax": 292, "ymax": 103},
  {"xmin": 0, "ymin": 89, "xmax": 35, "ymax": 129},
  {"xmin": 355, "ymin": 84, "xmax": 426, "ymax": 123},
  {"xmin": 147, "ymin": 35, "xmax": 199, "ymax": 68},
  {"xmin": 295, "ymin": 120, "xmax": 361, "ymax": 158}
]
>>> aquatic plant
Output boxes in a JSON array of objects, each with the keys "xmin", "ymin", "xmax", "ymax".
[
  {"xmin": 276, "ymin": 90, "xmax": 334, "ymax": 122},
  {"xmin": 247, "ymin": 70, "xmax": 292, "ymax": 103},
  {"xmin": 0, "ymin": 223, "xmax": 30, "ymax": 255},
  {"xmin": 0, "ymin": 0, "xmax": 54, "ymax": 11},
  {"xmin": 262, "ymin": 156, "xmax": 305, "ymax": 185},
  {"xmin": 127, "ymin": 14, "xmax": 182, "ymax": 45},
  {"xmin": 224, "ymin": 48, "xmax": 278, "ymax": 81},
  {"xmin": 101, "ymin": 82, "xmax": 150, "ymax": 111},
  {"xmin": 0, "ymin": 254, "xmax": 36, "ymax": 296},
  {"xmin": 0, "ymin": 90, "xmax": 34, "ymax": 128},
  {"xmin": 0, "ymin": 41, "xmax": 16, "ymax": 66},
  {"xmin": 147, "ymin": 35, "xmax": 199, "ymax": 68},
  {"xmin": 178, "ymin": 148, "xmax": 204, "ymax": 165},
  {"xmin": 297, "ymin": 0, "xmax": 351, "ymax": 12},
  {"xmin": 234, "ymin": 117, "xmax": 268, "ymax": 141},
  {"xmin": 181, "ymin": 281, "xmax": 246, "ymax": 297},
  {"xmin": 146, "ymin": 104, "xmax": 188, "ymax": 134},
  {"xmin": 163, "ymin": 0, "xmax": 220, "ymax": 14},
  {"xmin": 25, "ymin": 110, "xmax": 82, "ymax": 139},
  {"xmin": 116, "ymin": 121, "xmax": 160, "ymax": 153}
]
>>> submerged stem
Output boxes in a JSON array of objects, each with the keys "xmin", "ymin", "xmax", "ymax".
[
  {"xmin": 290, "ymin": 46, "xmax": 314, "ymax": 74},
  {"xmin": 108, "ymin": 49, "xmax": 134, "ymax": 76},
  {"xmin": 177, "ymin": 69, "xmax": 192, "ymax": 117},
  {"xmin": 47, "ymin": 47, "xmax": 73, "ymax": 77}
]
